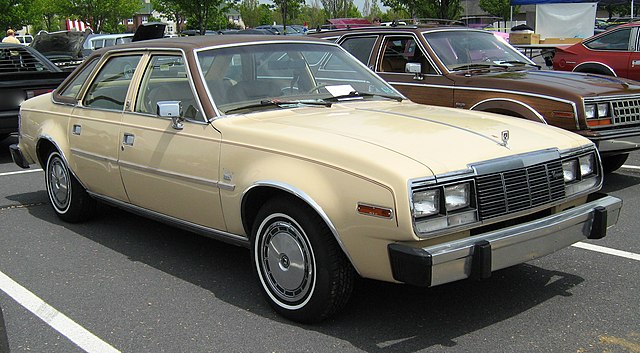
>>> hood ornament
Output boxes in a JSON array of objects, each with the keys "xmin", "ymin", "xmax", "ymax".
[{"xmin": 499, "ymin": 130, "xmax": 509, "ymax": 147}]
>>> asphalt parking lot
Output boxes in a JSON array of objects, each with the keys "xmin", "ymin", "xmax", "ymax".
[{"xmin": 0, "ymin": 134, "xmax": 638, "ymax": 353}]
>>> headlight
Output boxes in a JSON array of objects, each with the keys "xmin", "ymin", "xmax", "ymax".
[
  {"xmin": 579, "ymin": 153, "xmax": 595, "ymax": 177},
  {"xmin": 413, "ymin": 189, "xmax": 440, "ymax": 217},
  {"xmin": 562, "ymin": 150, "xmax": 601, "ymax": 196},
  {"xmin": 562, "ymin": 159, "xmax": 579, "ymax": 182},
  {"xmin": 444, "ymin": 183, "xmax": 470, "ymax": 211},
  {"xmin": 596, "ymin": 103, "xmax": 609, "ymax": 118},
  {"xmin": 412, "ymin": 181, "xmax": 478, "ymax": 236},
  {"xmin": 585, "ymin": 104, "xmax": 596, "ymax": 119}
]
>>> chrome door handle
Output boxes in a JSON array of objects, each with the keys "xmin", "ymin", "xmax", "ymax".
[
  {"xmin": 72, "ymin": 124, "xmax": 81, "ymax": 135},
  {"xmin": 122, "ymin": 133, "xmax": 135, "ymax": 146},
  {"xmin": 633, "ymin": 60, "xmax": 640, "ymax": 67}
]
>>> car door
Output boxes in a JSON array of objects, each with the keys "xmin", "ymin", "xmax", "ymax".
[
  {"xmin": 67, "ymin": 55, "xmax": 141, "ymax": 202},
  {"xmin": 373, "ymin": 35, "xmax": 454, "ymax": 107},
  {"xmin": 118, "ymin": 53, "xmax": 226, "ymax": 230}
]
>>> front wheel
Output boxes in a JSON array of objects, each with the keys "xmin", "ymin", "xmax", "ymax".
[
  {"xmin": 45, "ymin": 150, "xmax": 96, "ymax": 222},
  {"xmin": 251, "ymin": 197, "xmax": 355, "ymax": 323},
  {"xmin": 602, "ymin": 153, "xmax": 628, "ymax": 174}
]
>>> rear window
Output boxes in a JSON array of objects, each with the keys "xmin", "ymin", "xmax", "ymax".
[{"xmin": 0, "ymin": 46, "xmax": 51, "ymax": 73}]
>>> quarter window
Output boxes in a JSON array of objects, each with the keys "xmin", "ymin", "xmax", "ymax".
[
  {"xmin": 83, "ymin": 55, "xmax": 142, "ymax": 111},
  {"xmin": 585, "ymin": 28, "xmax": 631, "ymax": 51},
  {"xmin": 340, "ymin": 36, "xmax": 377, "ymax": 64}
]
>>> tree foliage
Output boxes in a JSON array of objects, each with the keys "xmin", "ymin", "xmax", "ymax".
[
  {"xmin": 0, "ymin": 0, "xmax": 33, "ymax": 32},
  {"xmin": 382, "ymin": 0, "xmax": 461, "ymax": 19},
  {"xmin": 60, "ymin": 0, "xmax": 141, "ymax": 33},
  {"xmin": 479, "ymin": 0, "xmax": 518, "ymax": 20}
]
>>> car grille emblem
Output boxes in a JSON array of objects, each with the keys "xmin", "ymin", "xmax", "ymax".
[{"xmin": 500, "ymin": 130, "xmax": 509, "ymax": 147}]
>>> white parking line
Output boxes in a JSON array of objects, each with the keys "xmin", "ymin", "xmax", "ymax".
[
  {"xmin": 573, "ymin": 242, "xmax": 640, "ymax": 261},
  {"xmin": 0, "ymin": 169, "xmax": 43, "ymax": 177},
  {"xmin": 0, "ymin": 270, "xmax": 120, "ymax": 353},
  {"xmin": 621, "ymin": 164, "xmax": 640, "ymax": 171}
]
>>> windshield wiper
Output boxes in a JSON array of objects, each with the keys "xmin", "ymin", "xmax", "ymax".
[
  {"xmin": 224, "ymin": 99, "xmax": 332, "ymax": 114},
  {"xmin": 495, "ymin": 60, "xmax": 541, "ymax": 69},
  {"xmin": 449, "ymin": 63, "xmax": 499, "ymax": 71},
  {"xmin": 322, "ymin": 91, "xmax": 403, "ymax": 102}
]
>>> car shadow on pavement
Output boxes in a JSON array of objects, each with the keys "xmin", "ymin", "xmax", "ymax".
[
  {"xmin": 9, "ymin": 196, "xmax": 586, "ymax": 352},
  {"xmin": 602, "ymin": 170, "xmax": 640, "ymax": 193},
  {"xmin": 0, "ymin": 135, "xmax": 18, "ymax": 164}
]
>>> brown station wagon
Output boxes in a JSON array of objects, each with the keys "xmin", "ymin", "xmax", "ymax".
[{"xmin": 311, "ymin": 26, "xmax": 640, "ymax": 173}]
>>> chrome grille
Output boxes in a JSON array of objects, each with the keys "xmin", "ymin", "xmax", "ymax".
[
  {"xmin": 475, "ymin": 160, "xmax": 565, "ymax": 220},
  {"xmin": 610, "ymin": 98, "xmax": 640, "ymax": 125}
]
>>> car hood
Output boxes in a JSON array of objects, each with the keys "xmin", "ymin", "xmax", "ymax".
[
  {"xmin": 453, "ymin": 69, "xmax": 640, "ymax": 98},
  {"xmin": 31, "ymin": 30, "xmax": 89, "ymax": 60},
  {"xmin": 219, "ymin": 100, "xmax": 590, "ymax": 179}
]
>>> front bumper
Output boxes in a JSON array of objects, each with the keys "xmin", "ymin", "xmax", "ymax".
[
  {"xmin": 587, "ymin": 128, "xmax": 640, "ymax": 155},
  {"xmin": 388, "ymin": 193, "xmax": 622, "ymax": 287}
]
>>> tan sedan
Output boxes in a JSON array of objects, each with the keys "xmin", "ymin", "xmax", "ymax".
[{"xmin": 10, "ymin": 35, "xmax": 622, "ymax": 323}]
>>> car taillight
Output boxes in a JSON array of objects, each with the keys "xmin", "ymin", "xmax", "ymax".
[{"xmin": 26, "ymin": 89, "xmax": 53, "ymax": 99}]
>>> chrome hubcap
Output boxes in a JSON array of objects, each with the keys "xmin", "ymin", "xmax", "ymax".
[
  {"xmin": 48, "ymin": 156, "xmax": 70, "ymax": 210},
  {"xmin": 259, "ymin": 218, "xmax": 313, "ymax": 303}
]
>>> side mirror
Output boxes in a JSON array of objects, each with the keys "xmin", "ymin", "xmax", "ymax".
[
  {"xmin": 405, "ymin": 62, "xmax": 424, "ymax": 81},
  {"xmin": 157, "ymin": 100, "xmax": 184, "ymax": 130}
]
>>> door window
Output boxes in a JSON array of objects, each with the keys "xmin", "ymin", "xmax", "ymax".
[
  {"xmin": 379, "ymin": 36, "xmax": 435, "ymax": 74},
  {"xmin": 135, "ymin": 55, "xmax": 203, "ymax": 121},
  {"xmin": 83, "ymin": 55, "xmax": 142, "ymax": 110}
]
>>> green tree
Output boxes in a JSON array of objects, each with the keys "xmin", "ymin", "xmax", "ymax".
[
  {"xmin": 239, "ymin": 0, "xmax": 261, "ymax": 27},
  {"xmin": 298, "ymin": 0, "xmax": 325, "ymax": 28},
  {"xmin": 61, "ymin": 0, "xmax": 141, "ymax": 33},
  {"xmin": 153, "ymin": 0, "xmax": 186, "ymax": 31},
  {"xmin": 479, "ymin": 0, "xmax": 518, "ymax": 21},
  {"xmin": 382, "ymin": 0, "xmax": 460, "ymax": 19},
  {"xmin": 167, "ymin": 0, "xmax": 235, "ymax": 34},
  {"xmin": 0, "ymin": 0, "xmax": 33, "ymax": 32},
  {"xmin": 26, "ymin": 0, "xmax": 65, "ymax": 32},
  {"xmin": 321, "ymin": 0, "xmax": 356, "ymax": 18},
  {"xmin": 272, "ymin": 0, "xmax": 304, "ymax": 28}
]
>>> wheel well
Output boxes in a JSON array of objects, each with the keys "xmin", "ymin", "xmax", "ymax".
[
  {"xmin": 484, "ymin": 109, "xmax": 525, "ymax": 119},
  {"xmin": 36, "ymin": 139, "xmax": 56, "ymax": 167},
  {"xmin": 573, "ymin": 63, "xmax": 616, "ymax": 76},
  {"xmin": 241, "ymin": 186, "xmax": 312, "ymax": 236}
]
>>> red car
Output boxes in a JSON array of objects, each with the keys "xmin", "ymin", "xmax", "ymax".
[{"xmin": 553, "ymin": 22, "xmax": 640, "ymax": 80}]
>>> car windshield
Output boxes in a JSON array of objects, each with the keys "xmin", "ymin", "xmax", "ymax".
[
  {"xmin": 423, "ymin": 30, "xmax": 536, "ymax": 72},
  {"xmin": 196, "ymin": 42, "xmax": 402, "ymax": 114}
]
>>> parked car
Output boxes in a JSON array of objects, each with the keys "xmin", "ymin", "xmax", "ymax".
[
  {"xmin": 0, "ymin": 43, "xmax": 69, "ymax": 140},
  {"xmin": 30, "ymin": 29, "xmax": 93, "ymax": 71},
  {"xmin": 311, "ymin": 25, "xmax": 640, "ymax": 172},
  {"xmin": 83, "ymin": 33, "xmax": 134, "ymax": 51},
  {"xmin": 553, "ymin": 22, "xmax": 640, "ymax": 80},
  {"xmin": 15, "ymin": 34, "xmax": 33, "ymax": 46},
  {"xmin": 10, "ymin": 35, "xmax": 622, "ymax": 323}
]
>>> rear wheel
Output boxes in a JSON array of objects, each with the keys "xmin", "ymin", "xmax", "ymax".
[
  {"xmin": 45, "ymin": 150, "xmax": 96, "ymax": 222},
  {"xmin": 251, "ymin": 197, "xmax": 355, "ymax": 323},
  {"xmin": 602, "ymin": 153, "xmax": 628, "ymax": 174}
]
